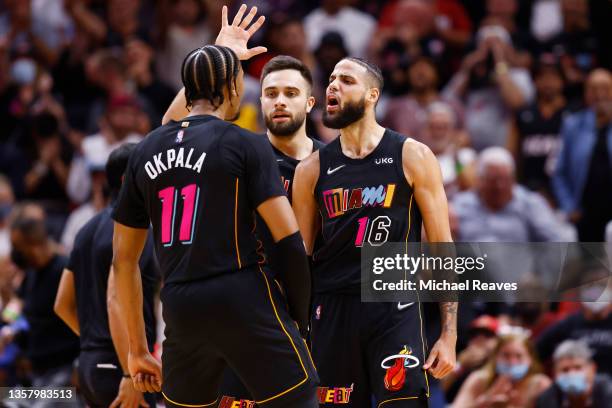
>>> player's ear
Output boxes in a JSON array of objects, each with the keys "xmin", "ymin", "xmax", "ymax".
[
  {"xmin": 368, "ymin": 87, "xmax": 380, "ymax": 105},
  {"xmin": 306, "ymin": 95, "xmax": 315, "ymax": 113}
]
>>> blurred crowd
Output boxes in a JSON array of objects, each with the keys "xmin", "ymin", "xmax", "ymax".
[{"xmin": 0, "ymin": 0, "xmax": 611, "ymax": 406}]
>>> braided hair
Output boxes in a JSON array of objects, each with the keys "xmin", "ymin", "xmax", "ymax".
[{"xmin": 180, "ymin": 45, "xmax": 241, "ymax": 109}]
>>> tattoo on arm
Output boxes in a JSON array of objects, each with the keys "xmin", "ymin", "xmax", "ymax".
[{"xmin": 440, "ymin": 302, "xmax": 458, "ymax": 335}]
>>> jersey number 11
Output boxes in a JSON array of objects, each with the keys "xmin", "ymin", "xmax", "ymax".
[{"xmin": 158, "ymin": 184, "xmax": 200, "ymax": 246}]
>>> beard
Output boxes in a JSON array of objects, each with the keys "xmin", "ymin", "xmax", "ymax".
[
  {"xmin": 322, "ymin": 97, "xmax": 366, "ymax": 129},
  {"xmin": 264, "ymin": 110, "xmax": 306, "ymax": 137}
]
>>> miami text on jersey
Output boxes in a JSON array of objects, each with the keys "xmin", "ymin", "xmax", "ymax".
[{"xmin": 322, "ymin": 184, "xmax": 396, "ymax": 219}]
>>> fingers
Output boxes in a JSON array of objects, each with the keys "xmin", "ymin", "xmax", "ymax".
[
  {"xmin": 221, "ymin": 5, "xmax": 228, "ymax": 27},
  {"xmin": 239, "ymin": 6, "xmax": 257, "ymax": 30},
  {"xmin": 246, "ymin": 46, "xmax": 267, "ymax": 59},
  {"xmin": 231, "ymin": 4, "xmax": 247, "ymax": 26},
  {"xmin": 426, "ymin": 357, "xmax": 455, "ymax": 379},
  {"xmin": 247, "ymin": 15, "xmax": 266, "ymax": 37},
  {"xmin": 422, "ymin": 348, "xmax": 437, "ymax": 370},
  {"xmin": 133, "ymin": 373, "xmax": 146, "ymax": 393}
]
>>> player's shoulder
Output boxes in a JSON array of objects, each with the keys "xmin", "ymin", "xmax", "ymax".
[
  {"xmin": 72, "ymin": 210, "xmax": 106, "ymax": 250},
  {"xmin": 295, "ymin": 149, "xmax": 320, "ymax": 182},
  {"xmin": 400, "ymin": 135, "xmax": 435, "ymax": 163}
]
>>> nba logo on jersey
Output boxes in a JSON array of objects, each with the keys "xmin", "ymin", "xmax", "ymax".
[{"xmin": 176, "ymin": 130, "xmax": 184, "ymax": 143}]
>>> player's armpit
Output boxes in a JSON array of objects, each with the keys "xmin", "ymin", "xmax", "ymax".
[{"xmin": 292, "ymin": 151, "xmax": 321, "ymax": 255}]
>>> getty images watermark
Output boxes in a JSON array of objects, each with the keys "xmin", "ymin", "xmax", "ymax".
[{"xmin": 361, "ymin": 243, "xmax": 612, "ymax": 302}]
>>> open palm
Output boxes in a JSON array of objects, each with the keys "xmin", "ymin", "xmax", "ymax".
[{"xmin": 215, "ymin": 4, "xmax": 267, "ymax": 61}]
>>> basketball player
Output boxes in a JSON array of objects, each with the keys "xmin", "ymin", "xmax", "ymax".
[
  {"xmin": 111, "ymin": 10, "xmax": 317, "ymax": 408},
  {"xmin": 292, "ymin": 58, "xmax": 458, "ymax": 407},
  {"xmin": 54, "ymin": 144, "xmax": 159, "ymax": 408}
]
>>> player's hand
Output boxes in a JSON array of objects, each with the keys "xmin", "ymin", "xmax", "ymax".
[
  {"xmin": 423, "ymin": 334, "xmax": 456, "ymax": 379},
  {"xmin": 128, "ymin": 350, "xmax": 162, "ymax": 393},
  {"xmin": 215, "ymin": 4, "xmax": 267, "ymax": 60},
  {"xmin": 110, "ymin": 377, "xmax": 149, "ymax": 408}
]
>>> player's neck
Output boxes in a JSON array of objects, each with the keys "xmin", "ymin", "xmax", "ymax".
[
  {"xmin": 267, "ymin": 125, "xmax": 313, "ymax": 161},
  {"xmin": 339, "ymin": 112, "xmax": 385, "ymax": 159},
  {"xmin": 188, "ymin": 101, "xmax": 228, "ymax": 120}
]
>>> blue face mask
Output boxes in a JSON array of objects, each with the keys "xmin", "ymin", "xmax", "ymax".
[
  {"xmin": 496, "ymin": 361, "xmax": 529, "ymax": 381},
  {"xmin": 556, "ymin": 372, "xmax": 588, "ymax": 395}
]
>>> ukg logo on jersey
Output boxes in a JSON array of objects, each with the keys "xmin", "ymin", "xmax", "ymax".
[{"xmin": 323, "ymin": 184, "xmax": 396, "ymax": 218}]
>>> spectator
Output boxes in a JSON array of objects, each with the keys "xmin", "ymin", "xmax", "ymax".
[
  {"xmin": 22, "ymin": 112, "xmax": 72, "ymax": 208},
  {"xmin": 444, "ymin": 24, "xmax": 534, "ymax": 150},
  {"xmin": 509, "ymin": 57, "xmax": 570, "ymax": 203},
  {"xmin": 453, "ymin": 334, "xmax": 551, "ymax": 407},
  {"xmin": 156, "ymin": 0, "xmax": 212, "ymax": 91},
  {"xmin": 377, "ymin": 0, "xmax": 473, "ymax": 51},
  {"xmin": 530, "ymin": 0, "xmax": 563, "ymax": 44},
  {"xmin": 422, "ymin": 102, "xmax": 475, "ymax": 198},
  {"xmin": 105, "ymin": 0, "xmax": 153, "ymax": 47},
  {"xmin": 537, "ymin": 299, "xmax": 612, "ymax": 377},
  {"xmin": 442, "ymin": 315, "xmax": 499, "ymax": 402},
  {"xmin": 125, "ymin": 38, "xmax": 175, "ymax": 122},
  {"xmin": 304, "ymin": 0, "xmax": 375, "ymax": 58},
  {"xmin": 452, "ymin": 147, "xmax": 573, "ymax": 242},
  {"xmin": 0, "ymin": 177, "xmax": 14, "ymax": 257},
  {"xmin": 0, "ymin": 0, "xmax": 62, "ymax": 66},
  {"xmin": 552, "ymin": 68, "xmax": 612, "ymax": 242},
  {"xmin": 383, "ymin": 57, "xmax": 464, "ymax": 141},
  {"xmin": 60, "ymin": 162, "xmax": 109, "ymax": 253},
  {"xmin": 536, "ymin": 0, "xmax": 599, "ymax": 102},
  {"xmin": 537, "ymin": 340, "xmax": 612, "ymax": 408},
  {"xmin": 67, "ymin": 95, "xmax": 144, "ymax": 204},
  {"xmin": 1, "ymin": 206, "xmax": 79, "ymax": 389}
]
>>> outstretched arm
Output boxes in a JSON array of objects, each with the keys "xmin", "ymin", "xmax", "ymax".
[
  {"xmin": 162, "ymin": 4, "xmax": 267, "ymax": 124},
  {"xmin": 403, "ymin": 140, "xmax": 457, "ymax": 379}
]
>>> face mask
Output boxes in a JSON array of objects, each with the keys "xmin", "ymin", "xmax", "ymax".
[
  {"xmin": 496, "ymin": 362, "xmax": 529, "ymax": 381},
  {"xmin": 10, "ymin": 59, "xmax": 37, "ymax": 85},
  {"xmin": 556, "ymin": 372, "xmax": 588, "ymax": 395}
]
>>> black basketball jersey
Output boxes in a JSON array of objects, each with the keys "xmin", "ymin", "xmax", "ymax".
[
  {"xmin": 313, "ymin": 129, "xmax": 422, "ymax": 294},
  {"xmin": 68, "ymin": 206, "xmax": 159, "ymax": 351},
  {"xmin": 112, "ymin": 115, "xmax": 286, "ymax": 284},
  {"xmin": 515, "ymin": 104, "xmax": 567, "ymax": 193},
  {"xmin": 255, "ymin": 138, "xmax": 325, "ymax": 269}
]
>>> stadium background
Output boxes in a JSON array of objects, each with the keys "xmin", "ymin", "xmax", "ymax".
[{"xmin": 0, "ymin": 0, "xmax": 611, "ymax": 406}]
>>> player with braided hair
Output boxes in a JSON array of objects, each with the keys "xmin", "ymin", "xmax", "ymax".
[{"xmin": 111, "ymin": 5, "xmax": 318, "ymax": 407}]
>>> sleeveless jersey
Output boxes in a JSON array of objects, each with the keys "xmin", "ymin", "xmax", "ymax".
[{"xmin": 313, "ymin": 129, "xmax": 422, "ymax": 294}]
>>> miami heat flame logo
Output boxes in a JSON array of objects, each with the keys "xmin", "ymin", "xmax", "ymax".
[{"xmin": 381, "ymin": 346, "xmax": 420, "ymax": 392}]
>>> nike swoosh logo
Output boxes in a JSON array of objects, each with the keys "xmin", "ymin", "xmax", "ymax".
[
  {"xmin": 276, "ymin": 159, "xmax": 284, "ymax": 162},
  {"xmin": 397, "ymin": 302, "xmax": 415, "ymax": 311},
  {"xmin": 327, "ymin": 164, "xmax": 346, "ymax": 175}
]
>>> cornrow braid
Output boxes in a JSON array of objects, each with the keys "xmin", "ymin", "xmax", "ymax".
[{"xmin": 180, "ymin": 45, "xmax": 241, "ymax": 109}]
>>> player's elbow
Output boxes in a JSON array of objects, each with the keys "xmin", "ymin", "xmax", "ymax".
[{"xmin": 53, "ymin": 293, "xmax": 71, "ymax": 322}]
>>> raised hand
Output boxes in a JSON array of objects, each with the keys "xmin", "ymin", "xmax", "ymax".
[{"xmin": 215, "ymin": 4, "xmax": 267, "ymax": 61}]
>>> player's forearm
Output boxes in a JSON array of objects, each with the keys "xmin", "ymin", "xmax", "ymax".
[
  {"xmin": 112, "ymin": 260, "xmax": 148, "ymax": 353},
  {"xmin": 107, "ymin": 269, "xmax": 131, "ymax": 372},
  {"xmin": 162, "ymin": 87, "xmax": 189, "ymax": 125},
  {"xmin": 439, "ymin": 302, "xmax": 458, "ymax": 338}
]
